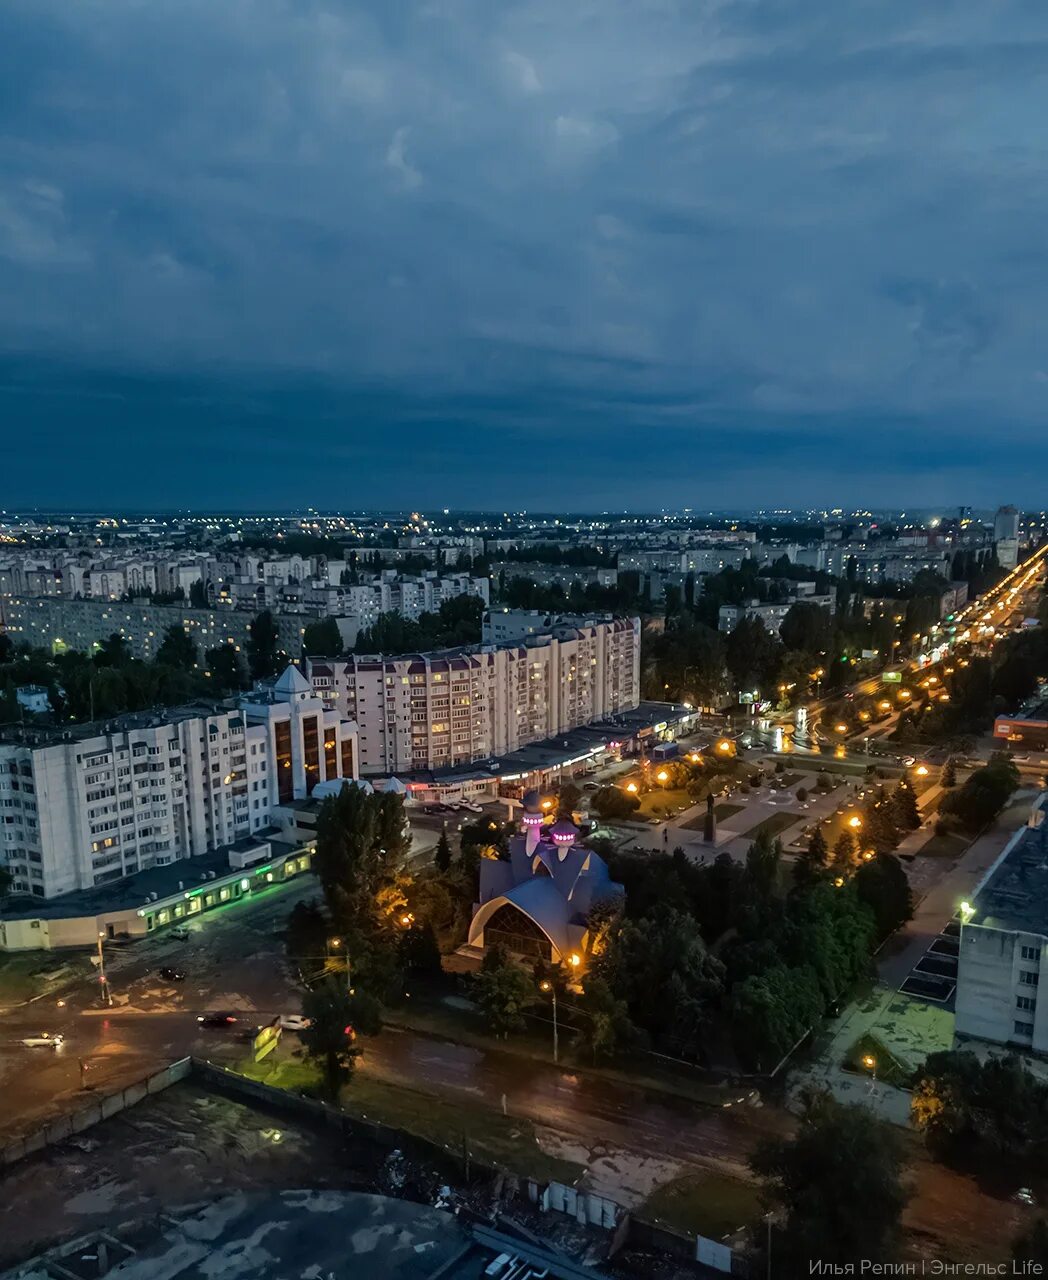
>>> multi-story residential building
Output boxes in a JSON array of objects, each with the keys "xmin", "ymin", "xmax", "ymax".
[
  {"xmin": 2, "ymin": 598, "xmax": 308, "ymax": 663},
  {"xmin": 956, "ymin": 812, "xmax": 1048, "ymax": 1053},
  {"xmin": 717, "ymin": 594, "xmax": 835, "ymax": 635},
  {"xmin": 304, "ymin": 613, "xmax": 640, "ymax": 776},
  {"xmin": 994, "ymin": 505, "xmax": 1021, "ymax": 545},
  {"xmin": 490, "ymin": 563, "xmax": 618, "ymax": 592},
  {"xmin": 0, "ymin": 666, "xmax": 357, "ymax": 899}
]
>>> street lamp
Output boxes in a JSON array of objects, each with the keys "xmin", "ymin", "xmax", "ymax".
[
  {"xmin": 96, "ymin": 932, "xmax": 112, "ymax": 1008},
  {"xmin": 625, "ymin": 781, "xmax": 638, "ymax": 794},
  {"xmin": 848, "ymin": 815, "xmax": 862, "ymax": 830},
  {"xmin": 569, "ymin": 952, "xmax": 581, "ymax": 968},
  {"xmin": 915, "ymin": 764, "xmax": 929, "ymax": 777},
  {"xmin": 717, "ymin": 740, "xmax": 732, "ymax": 754},
  {"xmin": 656, "ymin": 769, "xmax": 669, "ymax": 785},
  {"xmin": 540, "ymin": 978, "xmax": 559, "ymax": 1063}
]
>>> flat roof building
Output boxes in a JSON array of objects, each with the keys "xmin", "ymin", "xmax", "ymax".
[{"xmin": 955, "ymin": 804, "xmax": 1048, "ymax": 1052}]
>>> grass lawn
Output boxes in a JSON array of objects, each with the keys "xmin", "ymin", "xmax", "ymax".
[
  {"xmin": 746, "ymin": 810, "xmax": 804, "ymax": 841},
  {"xmin": 237, "ymin": 1050, "xmax": 584, "ymax": 1184},
  {"xmin": 916, "ymin": 830, "xmax": 969, "ymax": 859},
  {"xmin": 636, "ymin": 788, "xmax": 693, "ymax": 820},
  {"xmin": 680, "ymin": 802, "xmax": 743, "ymax": 830},
  {"xmin": 0, "ymin": 952, "xmax": 91, "ymax": 1009},
  {"xmin": 842, "ymin": 1033, "xmax": 913, "ymax": 1089},
  {"xmin": 641, "ymin": 1170, "xmax": 760, "ymax": 1240}
]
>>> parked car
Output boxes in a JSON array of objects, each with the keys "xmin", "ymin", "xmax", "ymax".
[
  {"xmin": 196, "ymin": 1012, "xmax": 238, "ymax": 1028},
  {"xmin": 22, "ymin": 1032, "xmax": 63, "ymax": 1049},
  {"xmin": 168, "ymin": 926, "xmax": 190, "ymax": 941},
  {"xmin": 279, "ymin": 1014, "xmax": 312, "ymax": 1032},
  {"xmin": 459, "ymin": 801, "xmax": 483, "ymax": 814},
  {"xmin": 159, "ymin": 966, "xmax": 186, "ymax": 982}
]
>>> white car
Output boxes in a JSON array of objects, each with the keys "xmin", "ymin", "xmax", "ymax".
[
  {"xmin": 22, "ymin": 1032, "xmax": 64, "ymax": 1049},
  {"xmin": 279, "ymin": 1014, "xmax": 312, "ymax": 1032}
]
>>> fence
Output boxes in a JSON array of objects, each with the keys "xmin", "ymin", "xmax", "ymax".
[
  {"xmin": 0, "ymin": 1055, "xmax": 746, "ymax": 1274},
  {"xmin": 0, "ymin": 1057, "xmax": 191, "ymax": 1167}
]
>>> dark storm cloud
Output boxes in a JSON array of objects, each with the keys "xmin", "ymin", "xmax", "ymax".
[{"xmin": 1, "ymin": 0, "xmax": 1047, "ymax": 507}]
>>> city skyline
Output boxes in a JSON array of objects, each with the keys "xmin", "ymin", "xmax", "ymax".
[{"xmin": 3, "ymin": 2, "xmax": 1048, "ymax": 507}]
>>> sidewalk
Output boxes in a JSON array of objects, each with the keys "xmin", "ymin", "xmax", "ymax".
[{"xmin": 877, "ymin": 788, "xmax": 1041, "ymax": 989}]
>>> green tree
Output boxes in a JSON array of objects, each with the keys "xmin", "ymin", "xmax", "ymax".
[
  {"xmin": 854, "ymin": 853, "xmax": 913, "ymax": 941},
  {"xmin": 593, "ymin": 909, "xmax": 725, "ymax": 1054},
  {"xmin": 942, "ymin": 754, "xmax": 1020, "ymax": 830},
  {"xmin": 725, "ymin": 615, "xmax": 782, "ymax": 695},
  {"xmin": 300, "ymin": 979, "xmax": 382, "ymax": 1101},
  {"xmin": 473, "ymin": 946, "xmax": 535, "ymax": 1038},
  {"xmin": 433, "ymin": 828, "xmax": 452, "ymax": 873},
  {"xmin": 940, "ymin": 757, "xmax": 957, "ymax": 789},
  {"xmin": 751, "ymin": 1092, "xmax": 907, "ymax": 1272},
  {"xmin": 557, "ymin": 781, "xmax": 582, "ymax": 819},
  {"xmin": 156, "ymin": 624, "xmax": 199, "ymax": 671},
  {"xmin": 831, "ymin": 829, "xmax": 857, "ymax": 871},
  {"xmin": 793, "ymin": 826, "xmax": 829, "ymax": 887},
  {"xmin": 890, "ymin": 778, "xmax": 921, "ymax": 832},
  {"xmin": 732, "ymin": 963, "xmax": 823, "ymax": 1070},
  {"xmin": 93, "ymin": 633, "xmax": 133, "ymax": 668},
  {"xmin": 302, "ymin": 617, "xmax": 343, "ymax": 656},
  {"xmin": 577, "ymin": 976, "xmax": 637, "ymax": 1062},
  {"xmin": 313, "ymin": 785, "xmax": 409, "ymax": 935},
  {"xmin": 590, "ymin": 786, "xmax": 640, "ymax": 821},
  {"xmin": 247, "ymin": 610, "xmax": 281, "ymax": 679},
  {"xmin": 205, "ymin": 643, "xmax": 247, "ymax": 691}
]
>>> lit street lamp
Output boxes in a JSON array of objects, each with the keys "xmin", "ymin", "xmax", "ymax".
[{"xmin": 540, "ymin": 979, "xmax": 559, "ymax": 1063}]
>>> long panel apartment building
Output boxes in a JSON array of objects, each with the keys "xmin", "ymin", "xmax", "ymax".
[
  {"xmin": 0, "ymin": 666, "xmax": 357, "ymax": 900},
  {"xmin": 304, "ymin": 612, "xmax": 640, "ymax": 776}
]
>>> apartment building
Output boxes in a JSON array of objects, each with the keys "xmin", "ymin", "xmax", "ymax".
[
  {"xmin": 3, "ymin": 597, "xmax": 308, "ymax": 663},
  {"xmin": 0, "ymin": 666, "xmax": 357, "ymax": 900},
  {"xmin": 956, "ymin": 814, "xmax": 1048, "ymax": 1052},
  {"xmin": 304, "ymin": 614, "xmax": 640, "ymax": 776}
]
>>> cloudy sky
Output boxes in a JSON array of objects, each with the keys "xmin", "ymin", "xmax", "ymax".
[{"xmin": 1, "ymin": 0, "xmax": 1047, "ymax": 511}]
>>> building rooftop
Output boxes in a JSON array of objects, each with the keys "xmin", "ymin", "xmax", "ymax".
[
  {"xmin": 405, "ymin": 700, "xmax": 695, "ymax": 786},
  {"xmin": 972, "ymin": 821, "xmax": 1048, "ymax": 936},
  {"xmin": 1, "ymin": 829, "xmax": 300, "ymax": 921},
  {"xmin": 0, "ymin": 701, "xmax": 239, "ymax": 748}
]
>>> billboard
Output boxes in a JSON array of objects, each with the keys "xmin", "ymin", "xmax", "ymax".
[
  {"xmin": 882, "ymin": 671, "xmax": 902, "ymax": 684},
  {"xmin": 253, "ymin": 1017, "xmax": 282, "ymax": 1062}
]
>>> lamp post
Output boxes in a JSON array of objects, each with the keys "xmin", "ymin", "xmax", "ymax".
[
  {"xmin": 97, "ymin": 933, "xmax": 112, "ymax": 1007},
  {"xmin": 540, "ymin": 979, "xmax": 559, "ymax": 1064}
]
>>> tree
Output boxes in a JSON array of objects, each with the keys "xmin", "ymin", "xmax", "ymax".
[
  {"xmin": 303, "ymin": 617, "xmax": 343, "ymax": 657},
  {"xmin": 313, "ymin": 784, "xmax": 410, "ymax": 936},
  {"xmin": 247, "ymin": 610, "xmax": 281, "ymax": 679},
  {"xmin": 300, "ymin": 979, "xmax": 382, "ymax": 1101},
  {"xmin": 725, "ymin": 615, "xmax": 782, "ymax": 695},
  {"xmin": 751, "ymin": 1092, "xmax": 907, "ymax": 1273},
  {"xmin": 779, "ymin": 601, "xmax": 834, "ymax": 655},
  {"xmin": 285, "ymin": 899, "xmax": 330, "ymax": 973},
  {"xmin": 854, "ymin": 853, "xmax": 913, "ymax": 941},
  {"xmin": 433, "ymin": 827, "xmax": 452, "ymax": 873},
  {"xmin": 472, "ymin": 946, "xmax": 535, "ymax": 1038},
  {"xmin": 941, "ymin": 757, "xmax": 957, "ymax": 789},
  {"xmin": 590, "ymin": 786, "xmax": 640, "ymax": 822},
  {"xmin": 732, "ymin": 963, "xmax": 823, "ymax": 1069},
  {"xmin": 188, "ymin": 579, "xmax": 209, "ymax": 608},
  {"xmin": 399, "ymin": 920, "xmax": 443, "ymax": 975},
  {"xmin": 831, "ymin": 830, "xmax": 857, "ymax": 871},
  {"xmin": 156, "ymin": 625, "xmax": 199, "ymax": 671},
  {"xmin": 942, "ymin": 754, "xmax": 1020, "ymax": 830},
  {"xmin": 94, "ymin": 633, "xmax": 132, "ymax": 668},
  {"xmin": 577, "ymin": 976, "xmax": 637, "ymax": 1062},
  {"xmin": 912, "ymin": 1050, "xmax": 1048, "ymax": 1158},
  {"xmin": 593, "ymin": 909, "xmax": 725, "ymax": 1055},
  {"xmin": 206, "ymin": 643, "xmax": 247, "ymax": 691},
  {"xmin": 557, "ymin": 781, "xmax": 582, "ymax": 819},
  {"xmin": 793, "ymin": 826, "xmax": 828, "ymax": 887},
  {"xmin": 890, "ymin": 779, "xmax": 920, "ymax": 832}
]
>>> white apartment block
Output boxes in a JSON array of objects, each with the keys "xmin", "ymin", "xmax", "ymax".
[
  {"xmin": 956, "ymin": 818, "xmax": 1048, "ymax": 1053},
  {"xmin": 0, "ymin": 666, "xmax": 357, "ymax": 900},
  {"xmin": 304, "ymin": 614, "xmax": 640, "ymax": 776}
]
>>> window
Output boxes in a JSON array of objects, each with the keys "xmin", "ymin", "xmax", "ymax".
[
  {"xmin": 1017, "ymin": 995, "xmax": 1037, "ymax": 1012},
  {"xmin": 1021, "ymin": 971, "xmax": 1040, "ymax": 987},
  {"xmin": 1022, "ymin": 945, "xmax": 1041, "ymax": 961},
  {"xmin": 1015, "ymin": 1021, "xmax": 1035, "ymax": 1037}
]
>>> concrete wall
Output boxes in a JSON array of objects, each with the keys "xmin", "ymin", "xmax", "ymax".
[{"xmin": 0, "ymin": 1058, "xmax": 191, "ymax": 1167}]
